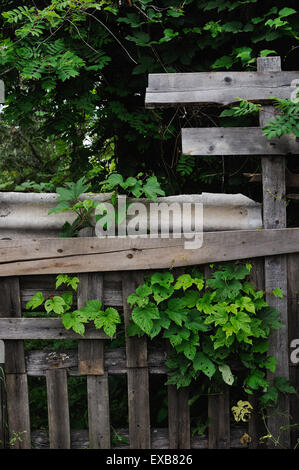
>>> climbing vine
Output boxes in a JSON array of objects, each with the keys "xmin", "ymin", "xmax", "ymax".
[{"xmin": 127, "ymin": 263, "xmax": 296, "ymax": 407}]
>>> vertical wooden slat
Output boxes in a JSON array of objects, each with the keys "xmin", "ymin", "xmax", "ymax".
[
  {"xmin": 248, "ymin": 258, "xmax": 266, "ymax": 448},
  {"xmin": 287, "ymin": 253, "xmax": 299, "ymax": 447},
  {"xmin": 0, "ymin": 277, "xmax": 31, "ymax": 448},
  {"xmin": 87, "ymin": 374, "xmax": 110, "ymax": 449},
  {"xmin": 77, "ymin": 227, "xmax": 110, "ymax": 449},
  {"xmin": 0, "ymin": 350, "xmax": 7, "ymax": 448},
  {"xmin": 258, "ymin": 56, "xmax": 290, "ymax": 448},
  {"xmin": 46, "ymin": 369, "xmax": 70, "ymax": 449},
  {"xmin": 168, "ymin": 385, "xmax": 190, "ymax": 449},
  {"xmin": 122, "ymin": 270, "xmax": 151, "ymax": 449},
  {"xmin": 208, "ymin": 387, "xmax": 230, "ymax": 449},
  {"xmin": 204, "ymin": 265, "xmax": 230, "ymax": 448}
]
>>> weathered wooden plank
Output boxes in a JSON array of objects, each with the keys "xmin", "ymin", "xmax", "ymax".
[
  {"xmin": 248, "ymin": 259, "xmax": 266, "ymax": 449},
  {"xmin": 182, "ymin": 128, "xmax": 298, "ymax": 156},
  {"xmin": 122, "ymin": 270, "xmax": 151, "ymax": 448},
  {"xmin": 6, "ymin": 374, "xmax": 31, "ymax": 448},
  {"xmin": 245, "ymin": 168, "xmax": 299, "ymax": 188},
  {"xmin": 0, "ymin": 318, "xmax": 110, "ymax": 340},
  {"xmin": 145, "ymin": 71, "xmax": 299, "ymax": 107},
  {"xmin": 25, "ymin": 347, "xmax": 168, "ymax": 376},
  {"xmin": 87, "ymin": 374, "xmax": 110, "ymax": 448},
  {"xmin": 258, "ymin": 56, "xmax": 290, "ymax": 449},
  {"xmin": 204, "ymin": 265, "xmax": 230, "ymax": 449},
  {"xmin": 287, "ymin": 253, "xmax": 299, "ymax": 447},
  {"xmin": 208, "ymin": 387, "xmax": 230, "ymax": 449},
  {"xmin": 168, "ymin": 385, "xmax": 190, "ymax": 449},
  {"xmin": 77, "ymin": 270, "xmax": 105, "ymax": 374},
  {"xmin": 127, "ymin": 367, "xmax": 151, "ymax": 449},
  {"xmin": 31, "ymin": 425, "xmax": 248, "ymax": 449},
  {"xmin": 0, "ymin": 277, "xmax": 31, "ymax": 448},
  {"xmin": 0, "ymin": 355, "xmax": 7, "ymax": 448},
  {"xmin": 0, "ymin": 229, "xmax": 299, "ymax": 276},
  {"xmin": 46, "ymin": 369, "xmax": 70, "ymax": 449},
  {"xmin": 122, "ymin": 271, "xmax": 148, "ymax": 368}
]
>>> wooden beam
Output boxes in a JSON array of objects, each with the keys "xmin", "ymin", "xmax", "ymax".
[
  {"xmin": 258, "ymin": 56, "xmax": 290, "ymax": 448},
  {"xmin": 0, "ymin": 318, "xmax": 110, "ymax": 340},
  {"xmin": 0, "ymin": 229, "xmax": 298, "ymax": 276},
  {"xmin": 244, "ymin": 168, "xmax": 299, "ymax": 188},
  {"xmin": 145, "ymin": 71, "xmax": 299, "ymax": 107},
  {"xmin": 182, "ymin": 128, "xmax": 298, "ymax": 156}
]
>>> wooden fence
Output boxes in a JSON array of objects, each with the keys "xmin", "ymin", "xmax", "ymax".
[{"xmin": 0, "ymin": 56, "xmax": 298, "ymax": 449}]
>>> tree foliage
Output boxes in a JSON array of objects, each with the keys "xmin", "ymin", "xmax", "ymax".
[{"xmin": 0, "ymin": 0, "xmax": 298, "ymax": 194}]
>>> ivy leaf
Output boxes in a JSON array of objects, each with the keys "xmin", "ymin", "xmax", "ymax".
[
  {"xmin": 274, "ymin": 377, "xmax": 296, "ymax": 394},
  {"xmin": 166, "ymin": 298, "xmax": 188, "ymax": 326},
  {"xmin": 151, "ymin": 272, "xmax": 174, "ymax": 288},
  {"xmin": 131, "ymin": 304, "xmax": 160, "ymax": 335},
  {"xmin": 45, "ymin": 296, "xmax": 66, "ymax": 314},
  {"xmin": 193, "ymin": 352, "xmax": 216, "ymax": 378},
  {"xmin": 174, "ymin": 274, "xmax": 194, "ymax": 291},
  {"xmin": 26, "ymin": 291, "xmax": 44, "ymax": 310},
  {"xmin": 272, "ymin": 288, "xmax": 284, "ymax": 299},
  {"xmin": 218, "ymin": 364, "xmax": 234, "ymax": 385}
]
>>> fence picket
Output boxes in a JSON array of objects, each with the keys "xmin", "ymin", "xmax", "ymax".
[
  {"xmin": 122, "ymin": 271, "xmax": 151, "ymax": 449},
  {"xmin": 46, "ymin": 369, "xmax": 70, "ymax": 449},
  {"xmin": 0, "ymin": 277, "xmax": 31, "ymax": 449}
]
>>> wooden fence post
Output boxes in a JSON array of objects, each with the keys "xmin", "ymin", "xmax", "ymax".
[
  {"xmin": 78, "ymin": 228, "xmax": 110, "ymax": 449},
  {"xmin": 0, "ymin": 277, "xmax": 31, "ymax": 449},
  {"xmin": 122, "ymin": 270, "xmax": 151, "ymax": 449},
  {"xmin": 257, "ymin": 56, "xmax": 290, "ymax": 448}
]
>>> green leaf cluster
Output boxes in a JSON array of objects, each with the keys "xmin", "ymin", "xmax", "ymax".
[
  {"xmin": 26, "ymin": 274, "xmax": 120, "ymax": 338},
  {"xmin": 127, "ymin": 263, "xmax": 296, "ymax": 406}
]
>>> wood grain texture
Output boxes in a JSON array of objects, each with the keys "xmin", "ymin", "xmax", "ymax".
[
  {"xmin": 122, "ymin": 271, "xmax": 148, "ymax": 368},
  {"xmin": 0, "ymin": 229, "xmax": 299, "ymax": 276},
  {"xmin": 0, "ymin": 318, "xmax": 110, "ymax": 340},
  {"xmin": 258, "ymin": 56, "xmax": 290, "ymax": 449},
  {"xmin": 0, "ymin": 278, "xmax": 31, "ymax": 448},
  {"xmin": 87, "ymin": 374, "xmax": 111, "ymax": 448},
  {"xmin": 127, "ymin": 367, "xmax": 151, "ymax": 449},
  {"xmin": 145, "ymin": 71, "xmax": 299, "ymax": 107},
  {"xmin": 6, "ymin": 374, "xmax": 31, "ymax": 449},
  {"xmin": 46, "ymin": 369, "xmax": 70, "ymax": 449},
  {"xmin": 31, "ymin": 426, "xmax": 247, "ymax": 449},
  {"xmin": 182, "ymin": 127, "xmax": 298, "ymax": 156},
  {"xmin": 25, "ymin": 347, "xmax": 168, "ymax": 376},
  {"xmin": 287, "ymin": 253, "xmax": 299, "ymax": 447},
  {"xmin": 208, "ymin": 388, "xmax": 230, "ymax": 449},
  {"xmin": 168, "ymin": 385, "xmax": 190, "ymax": 449}
]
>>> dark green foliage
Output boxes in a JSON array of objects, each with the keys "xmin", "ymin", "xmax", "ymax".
[
  {"xmin": 127, "ymin": 263, "xmax": 296, "ymax": 407},
  {"xmin": 0, "ymin": 1, "xmax": 298, "ymax": 194}
]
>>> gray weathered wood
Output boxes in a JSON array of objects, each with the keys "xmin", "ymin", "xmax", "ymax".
[
  {"xmin": 122, "ymin": 271, "xmax": 151, "ymax": 448},
  {"xmin": 6, "ymin": 374, "xmax": 31, "ymax": 449},
  {"xmin": 0, "ymin": 229, "xmax": 299, "ymax": 276},
  {"xmin": 204, "ymin": 265, "xmax": 230, "ymax": 449},
  {"xmin": 122, "ymin": 271, "xmax": 148, "ymax": 368},
  {"xmin": 87, "ymin": 374, "xmax": 111, "ymax": 448},
  {"xmin": 248, "ymin": 259, "xmax": 266, "ymax": 449},
  {"xmin": 25, "ymin": 347, "xmax": 168, "ymax": 376},
  {"xmin": 31, "ymin": 425, "xmax": 247, "ymax": 449},
  {"xmin": 145, "ymin": 71, "xmax": 299, "ymax": 107},
  {"xmin": 46, "ymin": 369, "xmax": 70, "ymax": 449},
  {"xmin": 287, "ymin": 253, "xmax": 299, "ymax": 447},
  {"xmin": 168, "ymin": 385, "xmax": 190, "ymax": 449},
  {"xmin": 0, "ymin": 318, "xmax": 110, "ymax": 340},
  {"xmin": 127, "ymin": 367, "xmax": 151, "ymax": 449},
  {"xmin": 258, "ymin": 56, "xmax": 290, "ymax": 449},
  {"xmin": 182, "ymin": 127, "xmax": 298, "ymax": 156},
  {"xmin": 208, "ymin": 388, "xmax": 230, "ymax": 449},
  {"xmin": 0, "ymin": 278, "xmax": 31, "ymax": 448}
]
